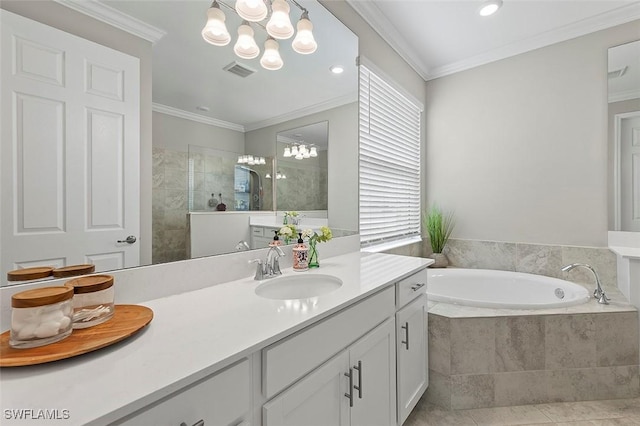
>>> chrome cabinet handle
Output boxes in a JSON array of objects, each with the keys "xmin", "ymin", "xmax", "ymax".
[
  {"xmin": 411, "ymin": 283, "xmax": 425, "ymax": 291},
  {"xmin": 401, "ymin": 322, "xmax": 409, "ymax": 350},
  {"xmin": 344, "ymin": 368, "xmax": 354, "ymax": 407},
  {"xmin": 353, "ymin": 360, "xmax": 362, "ymax": 399},
  {"xmin": 117, "ymin": 235, "xmax": 137, "ymax": 244}
]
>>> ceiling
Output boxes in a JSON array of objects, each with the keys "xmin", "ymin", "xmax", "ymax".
[{"xmin": 347, "ymin": 0, "xmax": 640, "ymax": 80}]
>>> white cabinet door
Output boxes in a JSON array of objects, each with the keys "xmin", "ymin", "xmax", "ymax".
[
  {"xmin": 349, "ymin": 318, "xmax": 396, "ymax": 426},
  {"xmin": 396, "ymin": 294, "xmax": 428, "ymax": 425},
  {"xmin": 1, "ymin": 10, "xmax": 140, "ymax": 277},
  {"xmin": 117, "ymin": 359, "xmax": 251, "ymax": 426},
  {"xmin": 263, "ymin": 352, "xmax": 350, "ymax": 426}
]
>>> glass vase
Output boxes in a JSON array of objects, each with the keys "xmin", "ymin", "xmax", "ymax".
[{"xmin": 308, "ymin": 239, "xmax": 319, "ymax": 268}]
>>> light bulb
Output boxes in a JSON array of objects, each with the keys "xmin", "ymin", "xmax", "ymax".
[
  {"xmin": 201, "ymin": 2, "xmax": 231, "ymax": 46},
  {"xmin": 235, "ymin": 0, "xmax": 268, "ymax": 22},
  {"xmin": 292, "ymin": 12, "xmax": 317, "ymax": 54},
  {"xmin": 283, "ymin": 147, "xmax": 291, "ymax": 157},
  {"xmin": 260, "ymin": 37, "xmax": 283, "ymax": 70},
  {"xmin": 234, "ymin": 22, "xmax": 260, "ymax": 59},
  {"xmin": 266, "ymin": 0, "xmax": 294, "ymax": 40},
  {"xmin": 309, "ymin": 146, "xmax": 318, "ymax": 157},
  {"xmin": 478, "ymin": 0, "xmax": 503, "ymax": 16}
]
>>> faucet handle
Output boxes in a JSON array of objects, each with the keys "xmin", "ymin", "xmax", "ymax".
[{"xmin": 249, "ymin": 259, "xmax": 265, "ymax": 280}]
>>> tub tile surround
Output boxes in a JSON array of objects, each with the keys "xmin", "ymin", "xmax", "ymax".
[
  {"xmin": 444, "ymin": 239, "xmax": 618, "ymax": 291},
  {"xmin": 426, "ymin": 310, "xmax": 640, "ymax": 410}
]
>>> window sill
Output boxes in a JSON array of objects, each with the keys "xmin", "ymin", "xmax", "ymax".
[{"xmin": 361, "ymin": 236, "xmax": 423, "ymax": 254}]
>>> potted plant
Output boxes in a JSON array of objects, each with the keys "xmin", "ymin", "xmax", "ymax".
[{"xmin": 424, "ymin": 205, "xmax": 455, "ymax": 268}]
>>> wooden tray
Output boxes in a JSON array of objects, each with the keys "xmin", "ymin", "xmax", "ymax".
[{"xmin": 0, "ymin": 304, "xmax": 153, "ymax": 367}]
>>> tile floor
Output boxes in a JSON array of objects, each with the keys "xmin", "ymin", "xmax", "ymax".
[{"xmin": 405, "ymin": 395, "xmax": 640, "ymax": 425}]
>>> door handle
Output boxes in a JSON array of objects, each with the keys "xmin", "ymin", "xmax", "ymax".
[
  {"xmin": 401, "ymin": 322, "xmax": 409, "ymax": 350},
  {"xmin": 353, "ymin": 360, "xmax": 362, "ymax": 399},
  {"xmin": 117, "ymin": 235, "xmax": 137, "ymax": 244},
  {"xmin": 344, "ymin": 368, "xmax": 354, "ymax": 407}
]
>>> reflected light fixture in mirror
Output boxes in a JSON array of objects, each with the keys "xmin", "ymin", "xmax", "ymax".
[
  {"xmin": 478, "ymin": 0, "xmax": 503, "ymax": 16},
  {"xmin": 202, "ymin": 0, "xmax": 317, "ymax": 70}
]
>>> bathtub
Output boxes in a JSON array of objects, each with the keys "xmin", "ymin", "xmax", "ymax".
[{"xmin": 426, "ymin": 268, "xmax": 590, "ymax": 309}]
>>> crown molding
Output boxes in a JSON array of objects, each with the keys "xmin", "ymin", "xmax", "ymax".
[
  {"xmin": 347, "ymin": 0, "xmax": 640, "ymax": 82},
  {"xmin": 52, "ymin": 0, "xmax": 166, "ymax": 43},
  {"xmin": 152, "ymin": 104, "xmax": 245, "ymax": 132},
  {"xmin": 244, "ymin": 92, "xmax": 358, "ymax": 132},
  {"xmin": 609, "ymin": 89, "xmax": 640, "ymax": 104},
  {"xmin": 345, "ymin": 0, "xmax": 431, "ymax": 81},
  {"xmin": 428, "ymin": 3, "xmax": 640, "ymax": 80}
]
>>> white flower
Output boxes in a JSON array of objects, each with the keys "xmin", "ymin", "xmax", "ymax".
[
  {"xmin": 301, "ymin": 229, "xmax": 314, "ymax": 239},
  {"xmin": 278, "ymin": 226, "xmax": 293, "ymax": 236}
]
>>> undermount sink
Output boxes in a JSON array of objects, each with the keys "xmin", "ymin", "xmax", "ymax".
[{"xmin": 255, "ymin": 274, "xmax": 343, "ymax": 300}]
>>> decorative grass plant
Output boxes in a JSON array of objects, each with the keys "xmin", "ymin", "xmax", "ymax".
[{"xmin": 424, "ymin": 205, "xmax": 455, "ymax": 254}]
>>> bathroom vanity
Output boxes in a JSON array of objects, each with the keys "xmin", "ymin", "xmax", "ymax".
[{"xmin": 0, "ymin": 252, "xmax": 431, "ymax": 426}]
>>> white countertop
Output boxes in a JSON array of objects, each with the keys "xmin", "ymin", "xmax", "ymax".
[
  {"xmin": 609, "ymin": 245, "xmax": 640, "ymax": 259},
  {"xmin": 0, "ymin": 251, "xmax": 430, "ymax": 426}
]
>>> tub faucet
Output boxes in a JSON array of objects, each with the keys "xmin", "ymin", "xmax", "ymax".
[{"xmin": 561, "ymin": 263, "xmax": 610, "ymax": 304}]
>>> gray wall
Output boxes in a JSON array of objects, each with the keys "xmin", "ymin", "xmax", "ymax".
[
  {"xmin": 426, "ymin": 20, "xmax": 640, "ymax": 248},
  {"xmin": 1, "ymin": 0, "xmax": 154, "ymax": 264}
]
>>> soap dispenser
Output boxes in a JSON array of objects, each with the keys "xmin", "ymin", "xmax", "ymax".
[
  {"xmin": 270, "ymin": 230, "xmax": 282, "ymax": 247},
  {"xmin": 293, "ymin": 233, "xmax": 308, "ymax": 272}
]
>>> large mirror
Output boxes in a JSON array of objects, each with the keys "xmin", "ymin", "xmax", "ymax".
[
  {"xmin": 608, "ymin": 40, "xmax": 640, "ymax": 232},
  {"xmin": 0, "ymin": 0, "xmax": 358, "ymax": 285}
]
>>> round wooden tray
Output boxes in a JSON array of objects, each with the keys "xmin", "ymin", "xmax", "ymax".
[{"xmin": 0, "ymin": 304, "xmax": 153, "ymax": 367}]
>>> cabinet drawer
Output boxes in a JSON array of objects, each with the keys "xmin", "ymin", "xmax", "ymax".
[
  {"xmin": 117, "ymin": 358, "xmax": 251, "ymax": 426},
  {"xmin": 263, "ymin": 286, "xmax": 395, "ymax": 399},
  {"xmin": 251, "ymin": 227, "xmax": 264, "ymax": 237},
  {"xmin": 396, "ymin": 268, "xmax": 428, "ymax": 308}
]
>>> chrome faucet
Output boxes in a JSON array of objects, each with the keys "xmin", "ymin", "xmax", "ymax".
[
  {"xmin": 561, "ymin": 263, "xmax": 610, "ymax": 304},
  {"xmin": 250, "ymin": 245, "xmax": 286, "ymax": 280}
]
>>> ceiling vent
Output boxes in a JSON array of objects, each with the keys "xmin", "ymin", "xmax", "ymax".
[
  {"xmin": 223, "ymin": 61, "xmax": 256, "ymax": 78},
  {"xmin": 608, "ymin": 66, "xmax": 628, "ymax": 79}
]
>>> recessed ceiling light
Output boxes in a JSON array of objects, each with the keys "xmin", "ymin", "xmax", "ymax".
[
  {"xmin": 330, "ymin": 65, "xmax": 344, "ymax": 74},
  {"xmin": 196, "ymin": 106, "xmax": 210, "ymax": 112},
  {"xmin": 478, "ymin": 0, "xmax": 503, "ymax": 17}
]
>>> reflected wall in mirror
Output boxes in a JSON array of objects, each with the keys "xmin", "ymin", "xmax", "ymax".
[
  {"xmin": 608, "ymin": 40, "xmax": 640, "ymax": 232},
  {"xmin": 276, "ymin": 122, "xmax": 328, "ymax": 211},
  {"xmin": 0, "ymin": 0, "xmax": 358, "ymax": 286}
]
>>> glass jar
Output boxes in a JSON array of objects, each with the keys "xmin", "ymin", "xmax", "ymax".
[
  {"xmin": 10, "ymin": 286, "xmax": 74, "ymax": 349},
  {"xmin": 64, "ymin": 275, "xmax": 115, "ymax": 329}
]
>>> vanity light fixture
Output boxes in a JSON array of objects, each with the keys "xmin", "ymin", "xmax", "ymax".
[
  {"xmin": 283, "ymin": 143, "xmax": 317, "ymax": 159},
  {"xmin": 234, "ymin": 21, "xmax": 260, "ymax": 59},
  {"xmin": 260, "ymin": 37, "xmax": 283, "ymax": 70},
  {"xmin": 237, "ymin": 155, "xmax": 266, "ymax": 165},
  {"xmin": 202, "ymin": 1, "xmax": 231, "ymax": 46},
  {"xmin": 202, "ymin": 0, "xmax": 318, "ymax": 71},
  {"xmin": 478, "ymin": 0, "xmax": 503, "ymax": 16}
]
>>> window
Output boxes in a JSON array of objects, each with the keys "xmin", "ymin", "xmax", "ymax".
[{"xmin": 359, "ymin": 64, "xmax": 422, "ymax": 249}]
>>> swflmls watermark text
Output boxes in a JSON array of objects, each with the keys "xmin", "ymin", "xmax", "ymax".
[{"xmin": 4, "ymin": 409, "xmax": 70, "ymax": 421}]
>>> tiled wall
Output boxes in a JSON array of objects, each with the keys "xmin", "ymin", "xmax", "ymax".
[
  {"xmin": 385, "ymin": 238, "xmax": 618, "ymax": 290},
  {"xmin": 152, "ymin": 147, "xmax": 188, "ymax": 264},
  {"xmin": 276, "ymin": 163, "xmax": 328, "ymax": 211},
  {"xmin": 427, "ymin": 311, "xmax": 639, "ymax": 409}
]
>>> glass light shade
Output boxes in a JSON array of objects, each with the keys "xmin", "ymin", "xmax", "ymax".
[
  {"xmin": 290, "ymin": 145, "xmax": 299, "ymax": 156},
  {"xmin": 234, "ymin": 23, "xmax": 260, "ymax": 59},
  {"xmin": 237, "ymin": 155, "xmax": 243, "ymax": 163},
  {"xmin": 309, "ymin": 146, "xmax": 318, "ymax": 157},
  {"xmin": 235, "ymin": 0, "xmax": 268, "ymax": 22},
  {"xmin": 299, "ymin": 144, "xmax": 307, "ymax": 154},
  {"xmin": 283, "ymin": 147, "xmax": 291, "ymax": 157},
  {"xmin": 247, "ymin": 155, "xmax": 255, "ymax": 165},
  {"xmin": 201, "ymin": 5, "xmax": 231, "ymax": 46},
  {"xmin": 295, "ymin": 151, "xmax": 303, "ymax": 160},
  {"xmin": 265, "ymin": 173, "xmax": 272, "ymax": 179},
  {"xmin": 259, "ymin": 157, "xmax": 266, "ymax": 165},
  {"xmin": 478, "ymin": 0, "xmax": 503, "ymax": 16},
  {"xmin": 281, "ymin": 173, "xmax": 286, "ymax": 179},
  {"xmin": 266, "ymin": 0, "xmax": 294, "ymax": 40},
  {"xmin": 292, "ymin": 15, "xmax": 317, "ymax": 54},
  {"xmin": 303, "ymin": 150, "xmax": 310, "ymax": 159},
  {"xmin": 260, "ymin": 38, "xmax": 283, "ymax": 70}
]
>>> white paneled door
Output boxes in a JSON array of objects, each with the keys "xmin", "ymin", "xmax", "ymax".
[
  {"xmin": 1, "ymin": 10, "xmax": 140, "ymax": 277},
  {"xmin": 619, "ymin": 113, "xmax": 640, "ymax": 232}
]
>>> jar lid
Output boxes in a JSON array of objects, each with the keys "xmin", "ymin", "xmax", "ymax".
[
  {"xmin": 64, "ymin": 274, "xmax": 114, "ymax": 294},
  {"xmin": 7, "ymin": 266, "xmax": 54, "ymax": 282},
  {"xmin": 52, "ymin": 264, "xmax": 95, "ymax": 278},
  {"xmin": 11, "ymin": 286, "xmax": 73, "ymax": 308}
]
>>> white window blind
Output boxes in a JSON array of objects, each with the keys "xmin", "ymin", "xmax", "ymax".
[{"xmin": 359, "ymin": 65, "xmax": 422, "ymax": 248}]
